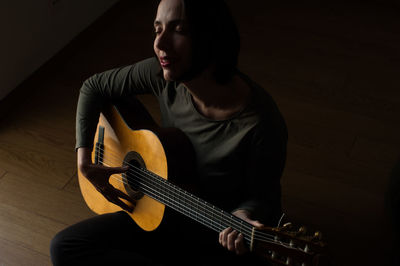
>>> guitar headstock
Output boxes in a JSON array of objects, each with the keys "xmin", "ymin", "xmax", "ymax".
[{"xmin": 251, "ymin": 222, "xmax": 329, "ymax": 266}]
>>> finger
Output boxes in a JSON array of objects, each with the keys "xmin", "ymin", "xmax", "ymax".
[
  {"xmin": 99, "ymin": 187, "xmax": 134, "ymax": 212},
  {"xmin": 234, "ymin": 233, "xmax": 247, "ymax": 255},
  {"xmin": 108, "ymin": 189, "xmax": 135, "ymax": 210},
  {"xmin": 250, "ymin": 220, "xmax": 264, "ymax": 228},
  {"xmin": 220, "ymin": 227, "xmax": 232, "ymax": 248},
  {"xmin": 114, "ymin": 189, "xmax": 137, "ymax": 204},
  {"xmin": 240, "ymin": 216, "xmax": 264, "ymax": 228},
  {"xmin": 108, "ymin": 196, "xmax": 133, "ymax": 212},
  {"xmin": 219, "ymin": 229, "xmax": 226, "ymax": 245},
  {"xmin": 95, "ymin": 183, "xmax": 110, "ymax": 194},
  {"xmin": 106, "ymin": 165, "xmax": 129, "ymax": 175},
  {"xmin": 227, "ymin": 230, "xmax": 238, "ymax": 252},
  {"xmin": 113, "ymin": 197, "xmax": 134, "ymax": 213}
]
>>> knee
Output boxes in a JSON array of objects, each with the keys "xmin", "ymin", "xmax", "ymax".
[{"xmin": 50, "ymin": 230, "xmax": 72, "ymax": 266}]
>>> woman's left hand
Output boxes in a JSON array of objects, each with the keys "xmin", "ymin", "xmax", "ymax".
[{"xmin": 218, "ymin": 209, "xmax": 264, "ymax": 255}]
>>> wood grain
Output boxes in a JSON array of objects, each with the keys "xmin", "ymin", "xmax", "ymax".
[
  {"xmin": 0, "ymin": 202, "xmax": 66, "ymax": 255},
  {"xmin": 0, "ymin": 172, "xmax": 94, "ymax": 226},
  {"xmin": 0, "ymin": 237, "xmax": 51, "ymax": 266},
  {"xmin": 0, "ymin": 128, "xmax": 75, "ymax": 189},
  {"xmin": 0, "ymin": 169, "xmax": 6, "ymax": 179}
]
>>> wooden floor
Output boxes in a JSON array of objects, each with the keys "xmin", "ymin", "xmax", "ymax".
[{"xmin": 0, "ymin": 1, "xmax": 399, "ymax": 265}]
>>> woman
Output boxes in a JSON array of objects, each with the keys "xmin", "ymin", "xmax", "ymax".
[{"xmin": 51, "ymin": 0, "xmax": 287, "ymax": 265}]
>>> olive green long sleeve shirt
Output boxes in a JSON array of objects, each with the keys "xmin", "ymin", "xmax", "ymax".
[{"xmin": 76, "ymin": 57, "xmax": 288, "ymax": 225}]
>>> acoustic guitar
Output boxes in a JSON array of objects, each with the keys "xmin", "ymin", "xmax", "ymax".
[{"xmin": 78, "ymin": 101, "xmax": 329, "ymax": 266}]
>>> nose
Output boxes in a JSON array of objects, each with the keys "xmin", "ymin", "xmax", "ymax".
[{"xmin": 154, "ymin": 31, "xmax": 171, "ymax": 52}]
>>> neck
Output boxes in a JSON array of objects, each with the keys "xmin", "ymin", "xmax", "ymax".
[{"xmin": 182, "ymin": 69, "xmax": 251, "ymax": 120}]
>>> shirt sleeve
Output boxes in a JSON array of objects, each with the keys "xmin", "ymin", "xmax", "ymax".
[
  {"xmin": 75, "ymin": 57, "xmax": 164, "ymax": 150},
  {"xmin": 235, "ymin": 122, "xmax": 288, "ymax": 226}
]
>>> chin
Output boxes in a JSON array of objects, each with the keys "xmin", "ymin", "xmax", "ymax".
[
  {"xmin": 163, "ymin": 70, "xmax": 181, "ymax": 82},
  {"xmin": 163, "ymin": 73, "xmax": 174, "ymax": 81}
]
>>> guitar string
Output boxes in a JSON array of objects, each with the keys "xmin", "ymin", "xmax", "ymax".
[
  {"xmin": 99, "ymin": 156, "xmax": 302, "ymax": 252},
  {"xmin": 102, "ymin": 162, "xmax": 299, "ymax": 251},
  {"xmin": 95, "ymin": 146, "xmax": 265, "ymax": 239},
  {"xmin": 94, "ymin": 146, "xmax": 305, "ymax": 250},
  {"xmin": 96, "ymin": 146, "xmax": 299, "ymax": 246},
  {"xmin": 94, "ymin": 146, "xmax": 258, "ymax": 236},
  {"xmin": 96, "ymin": 147, "xmax": 304, "ymax": 249},
  {"xmin": 101, "ymin": 160, "xmax": 254, "ymax": 239},
  {"xmin": 102, "ymin": 162, "xmax": 260, "ymax": 244}
]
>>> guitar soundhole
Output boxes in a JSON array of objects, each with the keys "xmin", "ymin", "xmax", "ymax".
[{"xmin": 122, "ymin": 151, "xmax": 145, "ymax": 200}]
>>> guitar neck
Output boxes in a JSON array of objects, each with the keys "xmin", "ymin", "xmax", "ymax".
[{"xmin": 126, "ymin": 166, "xmax": 255, "ymax": 245}]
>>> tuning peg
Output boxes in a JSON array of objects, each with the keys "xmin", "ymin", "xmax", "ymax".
[
  {"xmin": 313, "ymin": 231, "xmax": 323, "ymax": 241},
  {"xmin": 298, "ymin": 226, "xmax": 307, "ymax": 235},
  {"xmin": 271, "ymin": 251, "xmax": 277, "ymax": 259},
  {"xmin": 282, "ymin": 222, "xmax": 293, "ymax": 230}
]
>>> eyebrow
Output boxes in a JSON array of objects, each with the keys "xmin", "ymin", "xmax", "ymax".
[{"xmin": 153, "ymin": 19, "xmax": 185, "ymax": 27}]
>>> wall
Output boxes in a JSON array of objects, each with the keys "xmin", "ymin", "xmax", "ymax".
[{"xmin": 0, "ymin": 0, "xmax": 119, "ymax": 100}]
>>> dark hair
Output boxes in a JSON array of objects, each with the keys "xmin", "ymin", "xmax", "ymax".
[{"xmin": 182, "ymin": 0, "xmax": 240, "ymax": 84}]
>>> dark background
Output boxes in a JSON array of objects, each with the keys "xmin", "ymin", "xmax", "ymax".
[{"xmin": 0, "ymin": 0, "xmax": 399, "ymax": 265}]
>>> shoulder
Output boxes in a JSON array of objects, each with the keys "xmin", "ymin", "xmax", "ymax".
[
  {"xmin": 241, "ymin": 74, "xmax": 288, "ymax": 144},
  {"xmin": 134, "ymin": 57, "xmax": 162, "ymax": 75},
  {"xmin": 81, "ymin": 57, "xmax": 167, "ymax": 96},
  {"xmin": 85, "ymin": 57, "xmax": 163, "ymax": 85},
  {"xmin": 129, "ymin": 57, "xmax": 164, "ymax": 85}
]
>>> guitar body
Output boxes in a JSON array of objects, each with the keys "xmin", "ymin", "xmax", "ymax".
[{"xmin": 78, "ymin": 100, "xmax": 195, "ymax": 231}]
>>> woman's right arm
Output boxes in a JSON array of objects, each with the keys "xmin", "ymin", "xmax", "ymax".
[{"xmin": 75, "ymin": 57, "xmax": 164, "ymax": 211}]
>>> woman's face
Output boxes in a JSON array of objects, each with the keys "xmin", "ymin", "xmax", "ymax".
[{"xmin": 153, "ymin": 0, "xmax": 192, "ymax": 81}]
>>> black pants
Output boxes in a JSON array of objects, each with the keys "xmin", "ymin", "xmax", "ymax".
[{"xmin": 50, "ymin": 210, "xmax": 267, "ymax": 266}]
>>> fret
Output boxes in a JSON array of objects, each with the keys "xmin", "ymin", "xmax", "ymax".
[
  {"xmin": 203, "ymin": 201, "xmax": 210, "ymax": 228},
  {"xmin": 184, "ymin": 190, "xmax": 192, "ymax": 219},
  {"xmin": 202, "ymin": 200, "xmax": 206, "ymax": 227},
  {"xmin": 211, "ymin": 205, "xmax": 215, "ymax": 229},
  {"xmin": 177, "ymin": 188, "xmax": 185, "ymax": 216},
  {"xmin": 160, "ymin": 178, "xmax": 166, "ymax": 204},
  {"xmin": 172, "ymin": 182, "xmax": 176, "ymax": 209},
  {"xmin": 196, "ymin": 197, "xmax": 200, "ymax": 223},
  {"xmin": 185, "ymin": 192, "xmax": 190, "ymax": 218},
  {"xmin": 176, "ymin": 186, "xmax": 182, "ymax": 213},
  {"xmin": 220, "ymin": 210, "xmax": 223, "ymax": 231},
  {"xmin": 206, "ymin": 202, "xmax": 215, "ymax": 230}
]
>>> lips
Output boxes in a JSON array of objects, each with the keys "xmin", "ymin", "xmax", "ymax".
[{"xmin": 160, "ymin": 56, "xmax": 173, "ymax": 67}]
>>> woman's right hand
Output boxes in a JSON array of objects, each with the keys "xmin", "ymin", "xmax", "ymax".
[{"xmin": 77, "ymin": 147, "xmax": 136, "ymax": 213}]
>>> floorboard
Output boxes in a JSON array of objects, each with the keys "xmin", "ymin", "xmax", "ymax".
[{"xmin": 0, "ymin": 238, "xmax": 51, "ymax": 266}]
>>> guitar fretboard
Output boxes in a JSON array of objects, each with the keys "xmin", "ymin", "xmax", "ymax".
[{"xmin": 125, "ymin": 166, "xmax": 255, "ymax": 245}]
